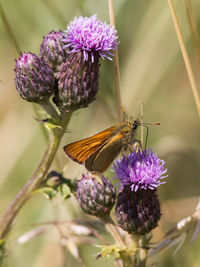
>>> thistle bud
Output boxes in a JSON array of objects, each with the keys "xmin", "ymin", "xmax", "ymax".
[
  {"xmin": 116, "ymin": 187, "xmax": 161, "ymax": 235},
  {"xmin": 46, "ymin": 171, "xmax": 63, "ymax": 187},
  {"xmin": 14, "ymin": 52, "xmax": 55, "ymax": 103},
  {"xmin": 76, "ymin": 174, "xmax": 116, "ymax": 219},
  {"xmin": 40, "ymin": 30, "xmax": 67, "ymax": 72}
]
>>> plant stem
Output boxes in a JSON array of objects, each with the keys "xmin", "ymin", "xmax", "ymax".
[
  {"xmin": 104, "ymin": 216, "xmax": 126, "ymax": 248},
  {"xmin": 184, "ymin": 0, "xmax": 200, "ymax": 72},
  {"xmin": 104, "ymin": 217, "xmax": 132, "ymax": 267},
  {"xmin": 134, "ymin": 235, "xmax": 148, "ymax": 267},
  {"xmin": 104, "ymin": 217, "xmax": 140, "ymax": 265},
  {"xmin": 167, "ymin": 0, "xmax": 200, "ymax": 118},
  {"xmin": 114, "ymin": 259, "xmax": 123, "ymax": 267},
  {"xmin": 0, "ymin": 112, "xmax": 72, "ymax": 239},
  {"xmin": 137, "ymin": 247, "xmax": 147, "ymax": 267},
  {"xmin": 40, "ymin": 100, "xmax": 61, "ymax": 123},
  {"xmin": 140, "ymin": 103, "xmax": 144, "ymax": 148},
  {"xmin": 108, "ymin": 0, "xmax": 123, "ymax": 122},
  {"xmin": 32, "ymin": 104, "xmax": 49, "ymax": 141}
]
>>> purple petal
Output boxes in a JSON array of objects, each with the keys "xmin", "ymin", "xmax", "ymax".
[{"xmin": 113, "ymin": 149, "xmax": 168, "ymax": 191}]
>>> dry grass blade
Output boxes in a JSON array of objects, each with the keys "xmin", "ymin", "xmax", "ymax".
[
  {"xmin": 149, "ymin": 200, "xmax": 200, "ymax": 257},
  {"xmin": 18, "ymin": 227, "xmax": 47, "ymax": 244},
  {"xmin": 168, "ymin": 0, "xmax": 200, "ymax": 118},
  {"xmin": 184, "ymin": 0, "xmax": 200, "ymax": 71},
  {"xmin": 108, "ymin": 0, "xmax": 123, "ymax": 122}
]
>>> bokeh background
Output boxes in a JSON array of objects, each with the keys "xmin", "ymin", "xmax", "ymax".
[{"xmin": 0, "ymin": 0, "xmax": 200, "ymax": 266}]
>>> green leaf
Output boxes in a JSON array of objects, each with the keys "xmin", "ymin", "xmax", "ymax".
[
  {"xmin": 0, "ymin": 239, "xmax": 5, "ymax": 250},
  {"xmin": 0, "ymin": 239, "xmax": 5, "ymax": 263},
  {"xmin": 33, "ymin": 187, "xmax": 57, "ymax": 200},
  {"xmin": 96, "ymin": 244, "xmax": 137, "ymax": 260},
  {"xmin": 59, "ymin": 184, "xmax": 71, "ymax": 200},
  {"xmin": 44, "ymin": 119, "xmax": 62, "ymax": 132}
]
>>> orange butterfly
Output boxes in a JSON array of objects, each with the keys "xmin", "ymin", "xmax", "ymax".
[{"xmin": 63, "ymin": 120, "xmax": 142, "ymax": 173}]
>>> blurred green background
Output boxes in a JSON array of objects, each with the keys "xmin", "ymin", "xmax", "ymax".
[{"xmin": 0, "ymin": 0, "xmax": 200, "ymax": 266}]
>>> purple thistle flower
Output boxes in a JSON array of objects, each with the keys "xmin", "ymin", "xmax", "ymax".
[
  {"xmin": 113, "ymin": 149, "xmax": 168, "ymax": 192},
  {"xmin": 63, "ymin": 14, "xmax": 118, "ymax": 62}
]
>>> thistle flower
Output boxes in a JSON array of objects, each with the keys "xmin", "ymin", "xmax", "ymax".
[
  {"xmin": 113, "ymin": 149, "xmax": 167, "ymax": 192},
  {"xmin": 15, "ymin": 52, "xmax": 55, "ymax": 103},
  {"xmin": 113, "ymin": 149, "xmax": 168, "ymax": 235},
  {"xmin": 40, "ymin": 30, "xmax": 67, "ymax": 71},
  {"xmin": 63, "ymin": 14, "xmax": 118, "ymax": 62},
  {"xmin": 76, "ymin": 173, "xmax": 116, "ymax": 219},
  {"xmin": 57, "ymin": 15, "xmax": 118, "ymax": 110}
]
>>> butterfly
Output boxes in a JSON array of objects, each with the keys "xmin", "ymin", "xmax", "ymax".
[{"xmin": 63, "ymin": 119, "xmax": 143, "ymax": 173}]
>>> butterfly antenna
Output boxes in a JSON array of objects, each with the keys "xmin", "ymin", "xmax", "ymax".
[
  {"xmin": 139, "ymin": 122, "xmax": 160, "ymax": 151},
  {"xmin": 120, "ymin": 106, "xmax": 128, "ymax": 121},
  {"xmin": 143, "ymin": 125, "xmax": 149, "ymax": 151}
]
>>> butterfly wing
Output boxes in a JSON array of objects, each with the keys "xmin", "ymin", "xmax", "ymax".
[
  {"xmin": 85, "ymin": 133, "xmax": 124, "ymax": 172},
  {"xmin": 63, "ymin": 126, "xmax": 118, "ymax": 164}
]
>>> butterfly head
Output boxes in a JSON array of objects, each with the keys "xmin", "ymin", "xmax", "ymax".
[{"xmin": 132, "ymin": 119, "xmax": 140, "ymax": 131}]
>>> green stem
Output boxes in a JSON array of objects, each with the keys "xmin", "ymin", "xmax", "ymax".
[
  {"xmin": 40, "ymin": 100, "xmax": 61, "ymax": 123},
  {"xmin": 32, "ymin": 104, "xmax": 49, "ymax": 141},
  {"xmin": 104, "ymin": 217, "xmax": 139, "ymax": 266},
  {"xmin": 134, "ymin": 235, "xmax": 148, "ymax": 267},
  {"xmin": 137, "ymin": 247, "xmax": 147, "ymax": 267},
  {"xmin": 0, "ymin": 112, "xmax": 72, "ymax": 239},
  {"xmin": 104, "ymin": 216, "xmax": 126, "ymax": 267},
  {"xmin": 104, "ymin": 216, "xmax": 126, "ymax": 248}
]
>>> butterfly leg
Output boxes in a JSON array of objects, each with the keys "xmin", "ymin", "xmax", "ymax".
[
  {"xmin": 124, "ymin": 139, "xmax": 142, "ymax": 153},
  {"xmin": 132, "ymin": 140, "xmax": 144, "ymax": 162},
  {"xmin": 133, "ymin": 139, "xmax": 142, "ymax": 152}
]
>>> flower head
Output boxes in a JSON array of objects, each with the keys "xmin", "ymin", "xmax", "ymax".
[
  {"xmin": 14, "ymin": 52, "xmax": 55, "ymax": 103},
  {"xmin": 40, "ymin": 30, "xmax": 67, "ymax": 71},
  {"xmin": 63, "ymin": 15, "xmax": 118, "ymax": 62},
  {"xmin": 76, "ymin": 173, "xmax": 116, "ymax": 218},
  {"xmin": 113, "ymin": 149, "xmax": 168, "ymax": 192}
]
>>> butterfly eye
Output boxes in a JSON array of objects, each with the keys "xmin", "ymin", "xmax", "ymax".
[{"xmin": 132, "ymin": 123, "xmax": 138, "ymax": 130}]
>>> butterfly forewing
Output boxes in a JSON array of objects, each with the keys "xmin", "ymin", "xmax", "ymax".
[
  {"xmin": 63, "ymin": 125, "xmax": 118, "ymax": 164},
  {"xmin": 85, "ymin": 133, "xmax": 124, "ymax": 172}
]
